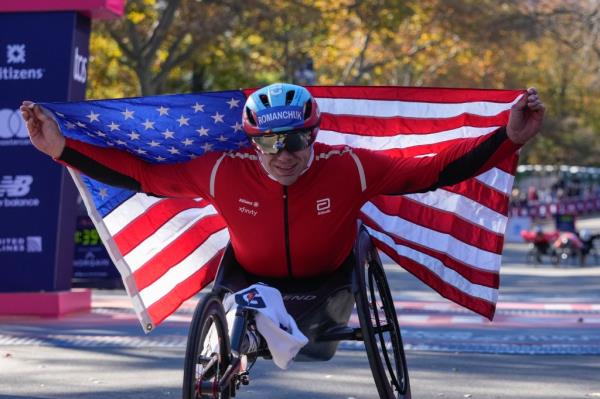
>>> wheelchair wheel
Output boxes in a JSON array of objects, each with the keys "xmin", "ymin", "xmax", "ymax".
[
  {"xmin": 183, "ymin": 293, "xmax": 231, "ymax": 399},
  {"xmin": 355, "ymin": 248, "xmax": 411, "ymax": 399}
]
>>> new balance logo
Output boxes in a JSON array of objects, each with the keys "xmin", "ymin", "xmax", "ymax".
[{"xmin": 0, "ymin": 175, "xmax": 33, "ymax": 197}]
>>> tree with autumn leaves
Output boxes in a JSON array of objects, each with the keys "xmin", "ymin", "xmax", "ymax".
[{"xmin": 87, "ymin": 0, "xmax": 600, "ymax": 165}]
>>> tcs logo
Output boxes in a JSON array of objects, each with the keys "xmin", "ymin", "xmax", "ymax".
[
  {"xmin": 0, "ymin": 175, "xmax": 33, "ymax": 198},
  {"xmin": 0, "ymin": 109, "xmax": 29, "ymax": 139},
  {"xmin": 73, "ymin": 47, "xmax": 87, "ymax": 84}
]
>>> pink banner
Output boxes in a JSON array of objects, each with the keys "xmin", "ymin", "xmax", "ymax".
[
  {"xmin": 511, "ymin": 196, "xmax": 600, "ymax": 218},
  {"xmin": 0, "ymin": 0, "xmax": 124, "ymax": 20}
]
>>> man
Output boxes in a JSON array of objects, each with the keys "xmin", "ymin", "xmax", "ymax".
[{"xmin": 20, "ymin": 83, "xmax": 544, "ymax": 280}]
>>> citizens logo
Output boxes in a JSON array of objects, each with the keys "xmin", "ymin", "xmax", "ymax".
[
  {"xmin": 0, "ymin": 108, "xmax": 30, "ymax": 146},
  {"xmin": 0, "ymin": 236, "xmax": 43, "ymax": 253},
  {"xmin": 73, "ymin": 47, "xmax": 87, "ymax": 84},
  {"xmin": 0, "ymin": 175, "xmax": 40, "ymax": 207},
  {"xmin": 7, "ymin": 44, "xmax": 26, "ymax": 64},
  {"xmin": 1, "ymin": 44, "xmax": 45, "ymax": 81}
]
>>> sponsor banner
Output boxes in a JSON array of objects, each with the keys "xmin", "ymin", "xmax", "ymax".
[
  {"xmin": 0, "ymin": 236, "xmax": 42, "ymax": 253},
  {"xmin": 73, "ymin": 215, "xmax": 120, "ymax": 282},
  {"xmin": 510, "ymin": 196, "xmax": 600, "ymax": 219},
  {"xmin": 0, "ymin": 12, "xmax": 89, "ymax": 292}
]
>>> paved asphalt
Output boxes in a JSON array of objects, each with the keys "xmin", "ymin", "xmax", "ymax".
[{"xmin": 1, "ymin": 217, "xmax": 600, "ymax": 398}]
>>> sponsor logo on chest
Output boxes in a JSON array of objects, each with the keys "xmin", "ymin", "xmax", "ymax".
[{"xmin": 238, "ymin": 197, "xmax": 259, "ymax": 217}]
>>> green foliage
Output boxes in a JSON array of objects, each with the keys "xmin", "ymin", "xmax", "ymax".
[{"xmin": 86, "ymin": 0, "xmax": 600, "ymax": 165}]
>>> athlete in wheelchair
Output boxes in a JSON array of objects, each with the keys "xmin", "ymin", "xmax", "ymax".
[
  {"xmin": 183, "ymin": 223, "xmax": 409, "ymax": 398},
  {"xmin": 22, "ymin": 81, "xmax": 543, "ymax": 399}
]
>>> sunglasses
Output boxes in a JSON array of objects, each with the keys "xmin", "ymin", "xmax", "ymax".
[{"xmin": 251, "ymin": 129, "xmax": 314, "ymax": 155}]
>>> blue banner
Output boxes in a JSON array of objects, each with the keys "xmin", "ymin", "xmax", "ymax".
[{"xmin": 0, "ymin": 12, "xmax": 90, "ymax": 292}]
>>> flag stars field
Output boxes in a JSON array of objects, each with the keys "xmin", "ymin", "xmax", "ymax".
[
  {"xmin": 86, "ymin": 111, "xmax": 100, "ymax": 122},
  {"xmin": 162, "ymin": 129, "xmax": 175, "ymax": 139},
  {"xmin": 227, "ymin": 98, "xmax": 240, "ymax": 108},
  {"xmin": 177, "ymin": 115, "xmax": 190, "ymax": 126},
  {"xmin": 107, "ymin": 122, "xmax": 120, "ymax": 131},
  {"xmin": 142, "ymin": 119, "xmax": 155, "ymax": 130},
  {"xmin": 211, "ymin": 111, "xmax": 224, "ymax": 123},
  {"xmin": 122, "ymin": 108, "xmax": 134, "ymax": 119}
]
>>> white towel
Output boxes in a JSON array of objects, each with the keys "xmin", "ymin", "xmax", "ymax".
[{"xmin": 223, "ymin": 283, "xmax": 309, "ymax": 369}]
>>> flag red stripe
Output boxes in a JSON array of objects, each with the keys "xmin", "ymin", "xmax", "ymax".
[
  {"xmin": 364, "ymin": 218, "xmax": 499, "ymax": 287},
  {"xmin": 366, "ymin": 196, "xmax": 504, "ymax": 254},
  {"xmin": 444, "ymin": 179, "xmax": 509, "ymax": 215},
  {"xmin": 133, "ymin": 215, "xmax": 227, "ymax": 291},
  {"xmin": 371, "ymin": 235, "xmax": 496, "ymax": 319},
  {"xmin": 321, "ymin": 111, "xmax": 510, "ymax": 136},
  {"xmin": 147, "ymin": 251, "xmax": 223, "ymax": 326},
  {"xmin": 308, "ymin": 86, "xmax": 524, "ymax": 103},
  {"xmin": 114, "ymin": 199, "xmax": 212, "ymax": 256}
]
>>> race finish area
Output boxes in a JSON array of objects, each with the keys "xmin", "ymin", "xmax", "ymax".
[{"xmin": 1, "ymin": 233, "xmax": 600, "ymax": 399}]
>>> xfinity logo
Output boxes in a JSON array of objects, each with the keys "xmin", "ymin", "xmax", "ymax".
[
  {"xmin": 0, "ymin": 44, "xmax": 44, "ymax": 81},
  {"xmin": 0, "ymin": 175, "xmax": 40, "ymax": 208},
  {"xmin": 7, "ymin": 44, "xmax": 26, "ymax": 64},
  {"xmin": 238, "ymin": 198, "xmax": 259, "ymax": 217},
  {"xmin": 73, "ymin": 47, "xmax": 87, "ymax": 84}
]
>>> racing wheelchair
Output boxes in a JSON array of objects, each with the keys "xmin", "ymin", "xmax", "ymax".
[{"xmin": 182, "ymin": 225, "xmax": 411, "ymax": 398}]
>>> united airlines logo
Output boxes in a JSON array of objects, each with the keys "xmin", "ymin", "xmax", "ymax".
[
  {"xmin": 0, "ymin": 175, "xmax": 40, "ymax": 208},
  {"xmin": 1, "ymin": 44, "xmax": 44, "ymax": 81},
  {"xmin": 0, "ymin": 236, "xmax": 43, "ymax": 253}
]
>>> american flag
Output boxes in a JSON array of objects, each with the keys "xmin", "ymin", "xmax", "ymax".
[{"xmin": 41, "ymin": 86, "xmax": 522, "ymax": 332}]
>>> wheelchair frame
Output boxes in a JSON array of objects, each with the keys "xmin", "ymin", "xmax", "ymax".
[{"xmin": 182, "ymin": 225, "xmax": 411, "ymax": 398}]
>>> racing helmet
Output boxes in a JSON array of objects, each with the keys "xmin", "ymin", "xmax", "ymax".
[{"xmin": 242, "ymin": 83, "xmax": 321, "ymax": 154}]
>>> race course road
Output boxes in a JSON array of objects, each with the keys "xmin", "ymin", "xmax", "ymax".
[{"xmin": 1, "ymin": 239, "xmax": 600, "ymax": 398}]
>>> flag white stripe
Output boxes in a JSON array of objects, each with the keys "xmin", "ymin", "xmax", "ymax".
[
  {"xmin": 361, "ymin": 201, "xmax": 501, "ymax": 271},
  {"xmin": 139, "ymin": 228, "xmax": 230, "ymax": 307},
  {"xmin": 475, "ymin": 167, "xmax": 515, "ymax": 195},
  {"xmin": 365, "ymin": 226, "xmax": 498, "ymax": 303},
  {"xmin": 124, "ymin": 205, "xmax": 219, "ymax": 270},
  {"xmin": 405, "ymin": 190, "xmax": 508, "ymax": 234},
  {"xmin": 104, "ymin": 194, "xmax": 163, "ymax": 235},
  {"xmin": 316, "ymin": 126, "xmax": 499, "ymax": 150},
  {"xmin": 315, "ymin": 97, "xmax": 519, "ymax": 118}
]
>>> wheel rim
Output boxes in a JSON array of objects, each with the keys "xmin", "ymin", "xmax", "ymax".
[
  {"xmin": 366, "ymin": 262, "xmax": 409, "ymax": 395},
  {"xmin": 195, "ymin": 313, "xmax": 227, "ymax": 398}
]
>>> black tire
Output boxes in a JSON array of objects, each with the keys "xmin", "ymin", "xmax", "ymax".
[
  {"xmin": 183, "ymin": 293, "xmax": 231, "ymax": 399},
  {"xmin": 355, "ymin": 246, "xmax": 411, "ymax": 399}
]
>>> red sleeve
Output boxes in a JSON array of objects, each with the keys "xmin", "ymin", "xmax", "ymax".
[
  {"xmin": 56, "ymin": 138, "xmax": 223, "ymax": 199},
  {"xmin": 359, "ymin": 127, "xmax": 521, "ymax": 197}
]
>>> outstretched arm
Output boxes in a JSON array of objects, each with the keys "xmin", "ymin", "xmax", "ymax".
[
  {"xmin": 20, "ymin": 101, "xmax": 216, "ymax": 198},
  {"xmin": 20, "ymin": 101, "xmax": 65, "ymax": 158},
  {"xmin": 361, "ymin": 88, "xmax": 545, "ymax": 196},
  {"xmin": 506, "ymin": 87, "xmax": 545, "ymax": 144}
]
